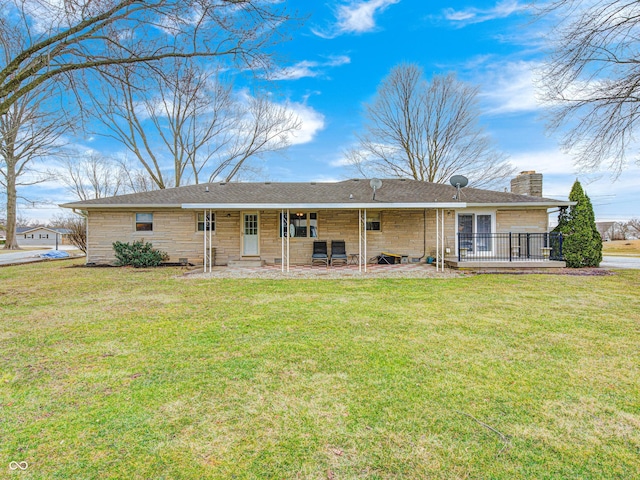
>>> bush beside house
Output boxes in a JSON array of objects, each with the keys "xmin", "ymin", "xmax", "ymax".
[{"xmin": 113, "ymin": 241, "xmax": 169, "ymax": 268}]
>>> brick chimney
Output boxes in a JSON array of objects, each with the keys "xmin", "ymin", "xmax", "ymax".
[{"xmin": 510, "ymin": 171, "xmax": 543, "ymax": 197}]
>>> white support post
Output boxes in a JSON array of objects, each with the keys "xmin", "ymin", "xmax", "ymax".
[
  {"xmin": 203, "ymin": 210, "xmax": 207, "ymax": 273},
  {"xmin": 281, "ymin": 210, "xmax": 284, "ymax": 273},
  {"xmin": 209, "ymin": 210, "xmax": 214, "ymax": 272},
  {"xmin": 440, "ymin": 209, "xmax": 445, "ymax": 272},
  {"xmin": 286, "ymin": 209, "xmax": 290, "ymax": 272},
  {"xmin": 364, "ymin": 209, "xmax": 367, "ymax": 273},
  {"xmin": 436, "ymin": 209, "xmax": 439, "ymax": 272},
  {"xmin": 358, "ymin": 209, "xmax": 362, "ymax": 273},
  {"xmin": 204, "ymin": 210, "xmax": 213, "ymax": 273}
]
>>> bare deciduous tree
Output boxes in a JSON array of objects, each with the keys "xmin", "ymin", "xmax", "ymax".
[
  {"xmin": 626, "ymin": 218, "xmax": 640, "ymax": 238},
  {"xmin": 347, "ymin": 64, "xmax": 514, "ymax": 189},
  {"xmin": 0, "ymin": 0, "xmax": 294, "ymax": 116},
  {"xmin": 1, "ymin": 89, "xmax": 70, "ymax": 249},
  {"xmin": 207, "ymin": 92, "xmax": 302, "ymax": 183},
  {"xmin": 49, "ymin": 212, "xmax": 86, "ymax": 253},
  {"xmin": 537, "ymin": 0, "xmax": 640, "ymax": 176},
  {"xmin": 65, "ymin": 216, "xmax": 87, "ymax": 253},
  {"xmin": 604, "ymin": 221, "xmax": 630, "ymax": 241},
  {"xmin": 59, "ymin": 153, "xmax": 125, "ymax": 201},
  {"xmin": 89, "ymin": 63, "xmax": 301, "ymax": 188}
]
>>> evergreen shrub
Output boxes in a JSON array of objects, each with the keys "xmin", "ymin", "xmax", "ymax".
[
  {"xmin": 113, "ymin": 241, "xmax": 169, "ymax": 268},
  {"xmin": 554, "ymin": 181, "xmax": 602, "ymax": 268}
]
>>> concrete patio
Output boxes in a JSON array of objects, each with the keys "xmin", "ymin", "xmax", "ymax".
[{"xmin": 186, "ymin": 262, "xmax": 465, "ymax": 279}]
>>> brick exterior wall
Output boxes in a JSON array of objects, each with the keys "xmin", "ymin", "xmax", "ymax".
[
  {"xmin": 85, "ymin": 207, "xmax": 550, "ymax": 265},
  {"xmin": 496, "ymin": 209, "xmax": 548, "ymax": 232},
  {"xmin": 510, "ymin": 171, "xmax": 543, "ymax": 197}
]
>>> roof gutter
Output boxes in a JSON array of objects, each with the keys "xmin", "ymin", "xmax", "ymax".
[
  {"xmin": 59, "ymin": 201, "xmax": 574, "ymax": 210},
  {"xmin": 181, "ymin": 202, "xmax": 467, "ymax": 210},
  {"xmin": 465, "ymin": 201, "xmax": 576, "ymax": 208},
  {"xmin": 60, "ymin": 203, "xmax": 182, "ymax": 209}
]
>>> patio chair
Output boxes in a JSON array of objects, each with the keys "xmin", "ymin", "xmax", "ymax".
[
  {"xmin": 330, "ymin": 240, "xmax": 348, "ymax": 266},
  {"xmin": 311, "ymin": 240, "xmax": 329, "ymax": 267}
]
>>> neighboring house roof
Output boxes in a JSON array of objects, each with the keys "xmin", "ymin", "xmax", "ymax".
[
  {"xmin": 60, "ymin": 179, "xmax": 573, "ymax": 210},
  {"xmin": 16, "ymin": 227, "xmax": 70, "ymax": 235}
]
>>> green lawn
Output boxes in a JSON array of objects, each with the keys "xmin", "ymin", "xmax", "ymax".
[
  {"xmin": 1, "ymin": 260, "xmax": 639, "ymax": 479},
  {"xmin": 603, "ymin": 239, "xmax": 640, "ymax": 256}
]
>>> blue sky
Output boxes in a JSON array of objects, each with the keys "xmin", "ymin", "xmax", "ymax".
[{"xmin": 21, "ymin": 0, "xmax": 640, "ymax": 223}]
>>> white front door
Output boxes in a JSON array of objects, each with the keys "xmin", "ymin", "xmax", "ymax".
[{"xmin": 242, "ymin": 213, "xmax": 259, "ymax": 256}]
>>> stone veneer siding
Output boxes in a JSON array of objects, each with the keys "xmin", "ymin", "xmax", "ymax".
[{"xmin": 85, "ymin": 207, "xmax": 550, "ymax": 265}]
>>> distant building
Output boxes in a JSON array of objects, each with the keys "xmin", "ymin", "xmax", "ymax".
[
  {"xmin": 16, "ymin": 227, "xmax": 70, "ymax": 247},
  {"xmin": 596, "ymin": 222, "xmax": 616, "ymax": 241}
]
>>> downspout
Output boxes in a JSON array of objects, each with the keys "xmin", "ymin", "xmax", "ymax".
[
  {"xmin": 418, "ymin": 208, "xmax": 427, "ymax": 261},
  {"xmin": 203, "ymin": 210, "xmax": 207, "ymax": 272}
]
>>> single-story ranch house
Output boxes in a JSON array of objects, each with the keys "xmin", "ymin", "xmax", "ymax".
[
  {"xmin": 61, "ymin": 171, "xmax": 573, "ymax": 270},
  {"xmin": 16, "ymin": 227, "xmax": 70, "ymax": 248}
]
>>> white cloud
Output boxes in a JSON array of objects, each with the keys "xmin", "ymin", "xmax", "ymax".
[
  {"xmin": 443, "ymin": 0, "xmax": 526, "ymax": 27},
  {"xmin": 506, "ymin": 150, "xmax": 640, "ymax": 220},
  {"xmin": 286, "ymin": 103, "xmax": 325, "ymax": 145},
  {"xmin": 330, "ymin": 155, "xmax": 352, "ymax": 167},
  {"xmin": 508, "ymin": 149, "xmax": 576, "ymax": 176},
  {"xmin": 313, "ymin": 0, "xmax": 400, "ymax": 39},
  {"xmin": 478, "ymin": 61, "xmax": 542, "ymax": 115},
  {"xmin": 271, "ymin": 55, "xmax": 351, "ymax": 81},
  {"xmin": 310, "ymin": 175, "xmax": 343, "ymax": 182}
]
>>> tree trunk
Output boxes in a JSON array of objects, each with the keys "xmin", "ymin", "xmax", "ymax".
[{"xmin": 4, "ymin": 166, "xmax": 20, "ymax": 250}]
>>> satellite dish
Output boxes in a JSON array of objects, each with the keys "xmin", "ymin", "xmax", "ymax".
[
  {"xmin": 450, "ymin": 175, "xmax": 468, "ymax": 188},
  {"xmin": 369, "ymin": 178, "xmax": 382, "ymax": 200},
  {"xmin": 450, "ymin": 175, "xmax": 468, "ymax": 200}
]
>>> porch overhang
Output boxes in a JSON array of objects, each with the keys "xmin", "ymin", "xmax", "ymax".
[
  {"xmin": 465, "ymin": 201, "xmax": 576, "ymax": 208},
  {"xmin": 181, "ymin": 202, "xmax": 466, "ymax": 210}
]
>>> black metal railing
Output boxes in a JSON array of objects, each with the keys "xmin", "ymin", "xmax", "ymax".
[{"xmin": 456, "ymin": 233, "xmax": 563, "ymax": 262}]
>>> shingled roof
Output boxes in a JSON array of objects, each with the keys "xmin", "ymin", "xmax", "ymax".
[{"xmin": 60, "ymin": 179, "xmax": 571, "ymax": 209}]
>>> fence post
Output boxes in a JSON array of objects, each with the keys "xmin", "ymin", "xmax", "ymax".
[
  {"xmin": 559, "ymin": 233, "xmax": 563, "ymax": 259},
  {"xmin": 509, "ymin": 232, "xmax": 512, "ymax": 262}
]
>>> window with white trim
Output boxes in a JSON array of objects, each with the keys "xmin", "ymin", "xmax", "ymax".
[
  {"xmin": 197, "ymin": 212, "xmax": 215, "ymax": 232},
  {"xmin": 366, "ymin": 212, "xmax": 381, "ymax": 231},
  {"xmin": 457, "ymin": 212, "xmax": 494, "ymax": 253},
  {"xmin": 279, "ymin": 212, "xmax": 318, "ymax": 238},
  {"xmin": 135, "ymin": 213, "xmax": 153, "ymax": 231}
]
